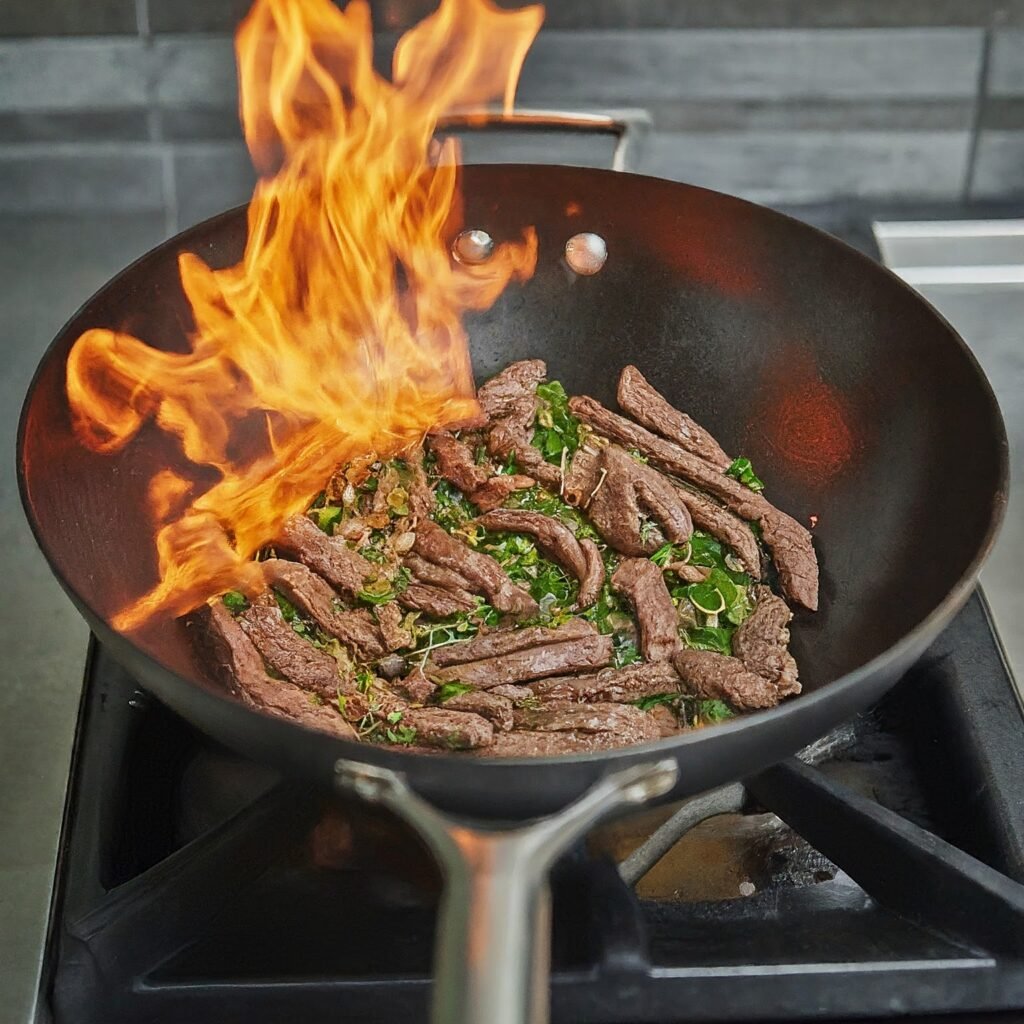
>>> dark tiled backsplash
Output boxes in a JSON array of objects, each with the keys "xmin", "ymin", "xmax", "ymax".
[{"xmin": 2, "ymin": 17, "xmax": 1024, "ymax": 222}]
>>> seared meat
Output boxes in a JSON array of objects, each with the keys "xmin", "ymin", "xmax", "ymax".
[
  {"xmin": 617, "ymin": 365, "xmax": 730, "ymax": 469},
  {"xmin": 427, "ymin": 431, "xmax": 533, "ymax": 511},
  {"xmin": 403, "ymin": 450, "xmax": 435, "ymax": 519},
  {"xmin": 193, "ymin": 602, "xmax": 356, "ymax": 739},
  {"xmin": 391, "ymin": 666, "xmax": 436, "ymax": 703},
  {"xmin": 441, "ymin": 690, "xmax": 514, "ymax": 731},
  {"xmin": 611, "ymin": 558, "xmax": 682, "ymax": 661},
  {"xmin": 577, "ymin": 539, "xmax": 606, "ymax": 609},
  {"xmin": 733, "ymin": 585, "xmax": 800, "ymax": 697},
  {"xmin": 428, "ymin": 632, "xmax": 614, "ymax": 688},
  {"xmin": 480, "ymin": 713, "xmax": 661, "ymax": 756},
  {"xmin": 490, "ymin": 683, "xmax": 534, "ymax": 701},
  {"xmin": 532, "ymin": 660, "xmax": 680, "ymax": 703},
  {"xmin": 413, "ymin": 519, "xmax": 538, "ymax": 619},
  {"xmin": 429, "ymin": 619, "xmax": 596, "ymax": 668},
  {"xmin": 403, "ymin": 552, "xmax": 477, "ymax": 597},
  {"xmin": 672, "ymin": 649, "xmax": 784, "ymax": 711},
  {"xmin": 513, "ymin": 701, "xmax": 660, "ymax": 735},
  {"xmin": 479, "ymin": 508, "xmax": 588, "ymax": 579},
  {"xmin": 562, "ymin": 443, "xmax": 601, "ymax": 507},
  {"xmin": 399, "ymin": 582, "xmax": 478, "ymax": 618},
  {"xmin": 587, "ymin": 445, "xmax": 693, "ymax": 556},
  {"xmin": 260, "ymin": 558, "xmax": 385, "ymax": 659},
  {"xmin": 673, "ymin": 485, "xmax": 762, "ymax": 579},
  {"xmin": 375, "ymin": 601, "xmax": 413, "ymax": 651},
  {"xmin": 404, "ymin": 708, "xmax": 494, "ymax": 750},
  {"xmin": 668, "ymin": 562, "xmax": 711, "ymax": 584},
  {"xmin": 276, "ymin": 515, "xmax": 373, "ymax": 603},
  {"xmin": 239, "ymin": 600, "xmax": 346, "ymax": 700},
  {"xmin": 478, "ymin": 360, "xmax": 563, "ymax": 491},
  {"xmin": 570, "ymin": 396, "xmax": 817, "ymax": 610}
]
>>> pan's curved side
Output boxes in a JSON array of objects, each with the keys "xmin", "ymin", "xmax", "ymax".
[{"xmin": 17, "ymin": 165, "xmax": 1008, "ymax": 820}]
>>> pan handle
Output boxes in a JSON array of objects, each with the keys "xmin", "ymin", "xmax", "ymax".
[
  {"xmin": 436, "ymin": 108, "xmax": 652, "ymax": 173},
  {"xmin": 335, "ymin": 758, "xmax": 677, "ymax": 1024}
]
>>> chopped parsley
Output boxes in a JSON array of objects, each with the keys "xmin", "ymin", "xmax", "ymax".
[
  {"xmin": 726, "ymin": 456, "xmax": 764, "ymax": 493},
  {"xmin": 532, "ymin": 380, "xmax": 581, "ymax": 464},
  {"xmin": 437, "ymin": 681, "xmax": 475, "ymax": 702},
  {"xmin": 222, "ymin": 590, "xmax": 249, "ymax": 614},
  {"xmin": 357, "ymin": 566, "xmax": 411, "ymax": 606}
]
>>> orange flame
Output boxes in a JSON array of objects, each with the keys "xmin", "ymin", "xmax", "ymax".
[{"xmin": 65, "ymin": 0, "xmax": 543, "ymax": 631}]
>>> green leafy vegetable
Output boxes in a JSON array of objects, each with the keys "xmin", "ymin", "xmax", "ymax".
[
  {"xmin": 726, "ymin": 456, "xmax": 764, "ymax": 492},
  {"xmin": 310, "ymin": 505, "xmax": 344, "ymax": 533},
  {"xmin": 504, "ymin": 485, "xmax": 599, "ymax": 540},
  {"xmin": 222, "ymin": 590, "xmax": 249, "ymax": 614},
  {"xmin": 385, "ymin": 725, "xmax": 418, "ymax": 745},
  {"xmin": 532, "ymin": 380, "xmax": 581, "ymax": 465},
  {"xmin": 432, "ymin": 480, "xmax": 474, "ymax": 532},
  {"xmin": 684, "ymin": 626, "xmax": 733, "ymax": 655},
  {"xmin": 634, "ymin": 692, "xmax": 680, "ymax": 711},
  {"xmin": 437, "ymin": 681, "xmax": 475, "ymax": 702},
  {"xmin": 700, "ymin": 699, "xmax": 734, "ymax": 722},
  {"xmin": 612, "ymin": 636, "xmax": 641, "ymax": 668},
  {"xmin": 357, "ymin": 567, "xmax": 411, "ymax": 606}
]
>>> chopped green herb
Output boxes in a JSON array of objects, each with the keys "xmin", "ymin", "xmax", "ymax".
[
  {"xmin": 532, "ymin": 380, "xmax": 582, "ymax": 465},
  {"xmin": 385, "ymin": 725, "xmax": 418, "ymax": 745},
  {"xmin": 474, "ymin": 445, "xmax": 488, "ymax": 466},
  {"xmin": 386, "ymin": 710, "xmax": 404, "ymax": 725},
  {"xmin": 437, "ymin": 681, "xmax": 474, "ymax": 702},
  {"xmin": 725, "ymin": 456, "xmax": 764, "ymax": 493},
  {"xmin": 355, "ymin": 667, "xmax": 376, "ymax": 693},
  {"xmin": 700, "ymin": 699, "xmax": 734, "ymax": 722},
  {"xmin": 684, "ymin": 626, "xmax": 733, "ymax": 655},
  {"xmin": 222, "ymin": 590, "xmax": 249, "ymax": 614},
  {"xmin": 310, "ymin": 505, "xmax": 344, "ymax": 533},
  {"xmin": 504, "ymin": 485, "xmax": 599, "ymax": 540},
  {"xmin": 612, "ymin": 636, "xmax": 641, "ymax": 668},
  {"xmin": 357, "ymin": 566, "xmax": 411, "ymax": 606},
  {"xmin": 634, "ymin": 692, "xmax": 680, "ymax": 711},
  {"xmin": 359, "ymin": 476, "xmax": 379, "ymax": 492}
]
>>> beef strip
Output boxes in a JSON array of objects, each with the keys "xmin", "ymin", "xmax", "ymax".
[
  {"xmin": 427, "ymin": 432, "xmax": 535, "ymax": 512},
  {"xmin": 649, "ymin": 703, "xmax": 684, "ymax": 738},
  {"xmin": 668, "ymin": 562, "xmax": 711, "ymax": 584},
  {"xmin": 399, "ymin": 582, "xmax": 478, "ymax": 618},
  {"xmin": 617, "ymin": 365, "xmax": 731, "ymax": 469},
  {"xmin": 413, "ymin": 519, "xmax": 538, "ymax": 618},
  {"xmin": 611, "ymin": 558, "xmax": 682, "ymax": 661},
  {"xmin": 402, "ymin": 708, "xmax": 494, "ymax": 749},
  {"xmin": 586, "ymin": 445, "xmax": 692, "ymax": 556},
  {"xmin": 577, "ymin": 539, "xmax": 606, "ymax": 609},
  {"xmin": 428, "ymin": 632, "xmax": 614, "ymax": 688},
  {"xmin": 375, "ymin": 601, "xmax": 413, "ymax": 651},
  {"xmin": 489, "ymin": 683, "xmax": 534, "ymax": 701},
  {"xmin": 276, "ymin": 514, "xmax": 374, "ymax": 603},
  {"xmin": 260, "ymin": 558, "xmax": 386, "ymax": 659},
  {"xmin": 673, "ymin": 485, "xmax": 762, "ymax": 578},
  {"xmin": 477, "ymin": 508, "xmax": 599, "ymax": 606},
  {"xmin": 429, "ymin": 619, "xmax": 596, "ymax": 668},
  {"xmin": 404, "ymin": 449, "xmax": 435, "ymax": 518},
  {"xmin": 732, "ymin": 585, "xmax": 800, "ymax": 697},
  {"xmin": 513, "ymin": 701, "xmax": 661, "ymax": 736},
  {"xmin": 239, "ymin": 600, "xmax": 347, "ymax": 701},
  {"xmin": 532, "ymin": 659, "xmax": 681, "ymax": 703},
  {"xmin": 672, "ymin": 649, "xmax": 784, "ymax": 711},
  {"xmin": 480, "ymin": 709, "xmax": 662, "ymax": 756},
  {"xmin": 403, "ymin": 552, "xmax": 477, "ymax": 597},
  {"xmin": 570, "ymin": 396, "xmax": 817, "ymax": 610},
  {"xmin": 478, "ymin": 360, "xmax": 563, "ymax": 491},
  {"xmin": 562, "ymin": 443, "xmax": 601, "ymax": 507},
  {"xmin": 440, "ymin": 691, "xmax": 514, "ymax": 731},
  {"xmin": 193, "ymin": 602, "xmax": 356, "ymax": 739}
]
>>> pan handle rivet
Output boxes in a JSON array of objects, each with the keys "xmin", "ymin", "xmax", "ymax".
[
  {"xmin": 565, "ymin": 232, "xmax": 607, "ymax": 276},
  {"xmin": 452, "ymin": 228, "xmax": 495, "ymax": 265}
]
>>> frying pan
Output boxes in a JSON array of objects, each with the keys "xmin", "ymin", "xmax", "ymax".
[{"xmin": 18, "ymin": 164, "xmax": 1008, "ymax": 1023}]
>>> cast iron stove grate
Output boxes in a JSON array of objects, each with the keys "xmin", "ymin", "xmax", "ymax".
[{"xmin": 36, "ymin": 593, "xmax": 1024, "ymax": 1024}]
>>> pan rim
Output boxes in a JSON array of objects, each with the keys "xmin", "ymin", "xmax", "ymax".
[{"xmin": 16, "ymin": 164, "xmax": 1011, "ymax": 780}]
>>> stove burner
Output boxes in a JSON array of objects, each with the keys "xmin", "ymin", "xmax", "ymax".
[{"xmin": 37, "ymin": 594, "xmax": 1024, "ymax": 1023}]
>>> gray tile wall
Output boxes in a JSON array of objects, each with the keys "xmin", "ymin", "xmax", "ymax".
[{"xmin": 0, "ymin": 0, "xmax": 1021, "ymax": 226}]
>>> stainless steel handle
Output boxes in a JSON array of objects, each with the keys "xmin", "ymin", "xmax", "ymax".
[
  {"xmin": 335, "ymin": 758, "xmax": 678, "ymax": 1024},
  {"xmin": 437, "ymin": 108, "xmax": 652, "ymax": 173}
]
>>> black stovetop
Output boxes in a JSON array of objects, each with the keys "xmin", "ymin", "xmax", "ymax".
[{"xmin": 34, "ymin": 590, "xmax": 1024, "ymax": 1024}]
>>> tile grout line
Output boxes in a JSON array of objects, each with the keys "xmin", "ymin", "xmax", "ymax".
[{"xmin": 962, "ymin": 24, "xmax": 995, "ymax": 202}]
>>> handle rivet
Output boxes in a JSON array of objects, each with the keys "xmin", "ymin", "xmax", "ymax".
[
  {"xmin": 452, "ymin": 229, "xmax": 495, "ymax": 265},
  {"xmin": 565, "ymin": 232, "xmax": 607, "ymax": 275}
]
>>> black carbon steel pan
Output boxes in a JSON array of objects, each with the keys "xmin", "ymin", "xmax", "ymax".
[{"xmin": 18, "ymin": 165, "xmax": 1008, "ymax": 819}]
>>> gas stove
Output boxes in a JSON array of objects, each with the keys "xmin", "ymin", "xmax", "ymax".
[{"xmin": 33, "ymin": 591, "xmax": 1024, "ymax": 1024}]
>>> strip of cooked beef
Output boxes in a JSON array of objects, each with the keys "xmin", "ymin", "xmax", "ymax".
[
  {"xmin": 439, "ymin": 690, "xmax": 514, "ymax": 731},
  {"xmin": 404, "ymin": 449, "xmax": 435, "ymax": 518},
  {"xmin": 611, "ymin": 557, "xmax": 682, "ymax": 661},
  {"xmin": 403, "ymin": 708, "xmax": 494, "ymax": 750},
  {"xmin": 477, "ymin": 360, "xmax": 563, "ymax": 491},
  {"xmin": 585, "ymin": 445, "xmax": 693, "ymax": 556},
  {"xmin": 193, "ymin": 602, "xmax": 357, "ymax": 739},
  {"xmin": 562, "ymin": 443, "xmax": 601, "ymax": 507},
  {"xmin": 476, "ymin": 507, "xmax": 601, "ymax": 608},
  {"xmin": 399, "ymin": 582, "xmax": 478, "ymax": 618},
  {"xmin": 668, "ymin": 563, "xmax": 711, "ymax": 584},
  {"xmin": 260, "ymin": 558, "xmax": 386, "ymax": 659},
  {"xmin": 427, "ymin": 431, "xmax": 534, "ymax": 511},
  {"xmin": 648, "ymin": 703, "xmax": 683, "ymax": 738},
  {"xmin": 375, "ymin": 601, "xmax": 413, "ymax": 651},
  {"xmin": 430, "ymin": 619, "xmax": 597, "ymax": 668},
  {"xmin": 577, "ymin": 539, "xmax": 606, "ymax": 608},
  {"xmin": 570, "ymin": 396, "xmax": 817, "ymax": 610},
  {"xmin": 513, "ymin": 701, "xmax": 661, "ymax": 736},
  {"xmin": 276, "ymin": 514, "xmax": 374, "ymax": 603},
  {"xmin": 413, "ymin": 519, "xmax": 539, "ymax": 618},
  {"xmin": 428, "ymin": 632, "xmax": 614, "ymax": 688},
  {"xmin": 672, "ymin": 649, "xmax": 785, "ymax": 711},
  {"xmin": 531, "ymin": 658, "xmax": 682, "ymax": 703},
  {"xmin": 239, "ymin": 600, "xmax": 347, "ymax": 700},
  {"xmin": 479, "ymin": 712, "xmax": 662, "ymax": 756},
  {"xmin": 732, "ymin": 585, "xmax": 800, "ymax": 697},
  {"xmin": 673, "ymin": 485, "xmax": 762, "ymax": 578},
  {"xmin": 391, "ymin": 666, "xmax": 436, "ymax": 703},
  {"xmin": 403, "ymin": 552, "xmax": 477, "ymax": 597},
  {"xmin": 617, "ymin": 364, "xmax": 731, "ymax": 469},
  {"xmin": 489, "ymin": 683, "xmax": 534, "ymax": 701}
]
